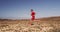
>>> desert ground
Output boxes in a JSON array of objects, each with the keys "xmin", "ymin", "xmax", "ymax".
[{"xmin": 0, "ymin": 16, "xmax": 60, "ymax": 32}]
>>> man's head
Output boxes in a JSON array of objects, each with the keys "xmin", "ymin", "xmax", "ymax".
[{"xmin": 31, "ymin": 9, "xmax": 34, "ymax": 12}]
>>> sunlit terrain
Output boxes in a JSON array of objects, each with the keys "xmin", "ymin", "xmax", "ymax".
[{"xmin": 0, "ymin": 16, "xmax": 60, "ymax": 32}]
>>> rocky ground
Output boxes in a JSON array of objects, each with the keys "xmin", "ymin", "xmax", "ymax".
[{"xmin": 0, "ymin": 17, "xmax": 60, "ymax": 32}]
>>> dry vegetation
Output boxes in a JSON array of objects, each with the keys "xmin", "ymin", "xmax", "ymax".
[{"xmin": 0, "ymin": 16, "xmax": 60, "ymax": 32}]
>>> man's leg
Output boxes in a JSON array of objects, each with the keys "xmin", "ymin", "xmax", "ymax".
[
  {"xmin": 30, "ymin": 16, "xmax": 35, "ymax": 25},
  {"xmin": 28, "ymin": 16, "xmax": 34, "ymax": 25}
]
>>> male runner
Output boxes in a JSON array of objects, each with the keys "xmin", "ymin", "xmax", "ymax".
[{"xmin": 29, "ymin": 9, "xmax": 35, "ymax": 25}]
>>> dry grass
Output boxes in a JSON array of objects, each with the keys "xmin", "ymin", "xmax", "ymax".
[{"xmin": 0, "ymin": 16, "xmax": 60, "ymax": 32}]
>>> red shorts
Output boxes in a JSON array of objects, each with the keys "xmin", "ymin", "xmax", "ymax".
[{"xmin": 31, "ymin": 16, "xmax": 35, "ymax": 21}]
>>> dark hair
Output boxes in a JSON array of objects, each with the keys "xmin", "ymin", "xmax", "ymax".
[{"xmin": 31, "ymin": 9, "xmax": 33, "ymax": 11}]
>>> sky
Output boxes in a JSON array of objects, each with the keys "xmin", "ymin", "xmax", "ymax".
[{"xmin": 0, "ymin": 0, "xmax": 60, "ymax": 19}]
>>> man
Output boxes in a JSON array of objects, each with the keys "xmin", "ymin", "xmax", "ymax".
[
  {"xmin": 31, "ymin": 9, "xmax": 35, "ymax": 21},
  {"xmin": 29, "ymin": 9, "xmax": 35, "ymax": 25}
]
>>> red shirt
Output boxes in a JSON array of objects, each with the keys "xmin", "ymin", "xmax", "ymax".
[
  {"xmin": 31, "ymin": 11, "xmax": 35, "ymax": 20},
  {"xmin": 31, "ymin": 11, "xmax": 35, "ymax": 16}
]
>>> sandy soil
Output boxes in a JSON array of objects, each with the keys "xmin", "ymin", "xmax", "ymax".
[{"xmin": 0, "ymin": 17, "xmax": 60, "ymax": 32}]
